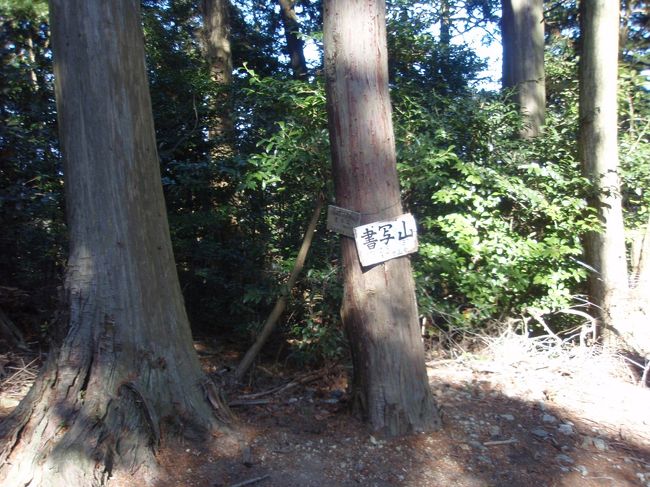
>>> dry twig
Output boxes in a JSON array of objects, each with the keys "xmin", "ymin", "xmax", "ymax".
[
  {"xmin": 483, "ymin": 438, "xmax": 518, "ymax": 446},
  {"xmin": 237, "ymin": 369, "xmax": 328, "ymax": 400},
  {"xmin": 228, "ymin": 399, "xmax": 271, "ymax": 407},
  {"xmin": 229, "ymin": 474, "xmax": 270, "ymax": 487}
]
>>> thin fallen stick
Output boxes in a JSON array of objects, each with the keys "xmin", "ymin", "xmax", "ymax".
[
  {"xmin": 235, "ymin": 194, "xmax": 324, "ymax": 381},
  {"xmin": 640, "ymin": 360, "xmax": 649, "ymax": 387},
  {"xmin": 229, "ymin": 474, "xmax": 270, "ymax": 487},
  {"xmin": 530, "ymin": 312, "xmax": 563, "ymax": 345},
  {"xmin": 3, "ymin": 358, "xmax": 40, "ymax": 384},
  {"xmin": 425, "ymin": 359, "xmax": 460, "ymax": 367},
  {"xmin": 6, "ymin": 358, "xmax": 40, "ymax": 373},
  {"xmin": 267, "ymin": 371, "xmax": 324, "ymax": 396},
  {"xmin": 237, "ymin": 370, "xmax": 325, "ymax": 400},
  {"xmin": 228, "ymin": 399, "xmax": 271, "ymax": 407},
  {"xmin": 5, "ymin": 368, "xmax": 37, "ymax": 379},
  {"xmin": 483, "ymin": 438, "xmax": 518, "ymax": 446},
  {"xmin": 624, "ymin": 456, "xmax": 650, "ymax": 467}
]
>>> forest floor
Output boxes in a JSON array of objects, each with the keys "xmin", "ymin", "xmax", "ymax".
[{"xmin": 1, "ymin": 331, "xmax": 649, "ymax": 487}]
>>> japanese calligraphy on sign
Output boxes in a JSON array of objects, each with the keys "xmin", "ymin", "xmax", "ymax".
[
  {"xmin": 327, "ymin": 205, "xmax": 362, "ymax": 237},
  {"xmin": 353, "ymin": 213, "xmax": 418, "ymax": 266}
]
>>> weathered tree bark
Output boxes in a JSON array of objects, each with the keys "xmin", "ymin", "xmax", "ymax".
[
  {"xmin": 578, "ymin": 0, "xmax": 639, "ymax": 350},
  {"xmin": 278, "ymin": 0, "xmax": 309, "ymax": 80},
  {"xmin": 0, "ymin": 2, "xmax": 231, "ymax": 485},
  {"xmin": 501, "ymin": 0, "xmax": 545, "ymax": 138},
  {"xmin": 201, "ymin": 0, "xmax": 234, "ymax": 158},
  {"xmin": 324, "ymin": 0, "xmax": 441, "ymax": 437}
]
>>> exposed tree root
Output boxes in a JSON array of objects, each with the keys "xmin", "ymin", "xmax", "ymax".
[{"xmin": 0, "ymin": 336, "xmax": 231, "ymax": 487}]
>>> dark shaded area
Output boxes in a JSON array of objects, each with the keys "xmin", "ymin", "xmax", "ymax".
[{"xmin": 205, "ymin": 368, "xmax": 650, "ymax": 486}]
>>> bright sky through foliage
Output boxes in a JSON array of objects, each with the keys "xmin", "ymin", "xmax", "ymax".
[{"xmin": 300, "ymin": 5, "xmax": 503, "ymax": 91}]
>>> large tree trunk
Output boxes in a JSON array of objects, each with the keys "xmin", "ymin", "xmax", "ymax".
[
  {"xmin": 323, "ymin": 0, "xmax": 441, "ymax": 437},
  {"xmin": 578, "ymin": 0, "xmax": 633, "ymax": 347},
  {"xmin": 202, "ymin": 0, "xmax": 234, "ymax": 158},
  {"xmin": 278, "ymin": 0, "xmax": 309, "ymax": 80},
  {"xmin": 501, "ymin": 0, "xmax": 545, "ymax": 138},
  {"xmin": 0, "ymin": 2, "xmax": 231, "ymax": 485}
]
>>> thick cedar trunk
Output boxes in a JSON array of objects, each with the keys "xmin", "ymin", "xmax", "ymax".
[
  {"xmin": 0, "ymin": 2, "xmax": 231, "ymax": 485},
  {"xmin": 324, "ymin": 0, "xmax": 441, "ymax": 436},
  {"xmin": 578, "ymin": 0, "xmax": 646, "ymax": 352},
  {"xmin": 501, "ymin": 0, "xmax": 545, "ymax": 138},
  {"xmin": 202, "ymin": 0, "xmax": 234, "ymax": 158},
  {"xmin": 279, "ymin": 0, "xmax": 309, "ymax": 80}
]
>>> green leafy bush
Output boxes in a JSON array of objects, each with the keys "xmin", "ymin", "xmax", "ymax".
[{"xmin": 394, "ymin": 83, "xmax": 596, "ymax": 329}]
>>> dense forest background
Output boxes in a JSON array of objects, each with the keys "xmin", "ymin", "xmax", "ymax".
[{"xmin": 1, "ymin": 0, "xmax": 648, "ymax": 362}]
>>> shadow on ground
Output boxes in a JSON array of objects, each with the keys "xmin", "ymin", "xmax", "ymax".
[
  {"xmin": 2, "ymin": 344, "xmax": 649, "ymax": 486},
  {"xmin": 146, "ymin": 357, "xmax": 650, "ymax": 487}
]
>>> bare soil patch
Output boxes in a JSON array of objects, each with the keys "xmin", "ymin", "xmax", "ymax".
[{"xmin": 1, "ymin": 337, "xmax": 649, "ymax": 487}]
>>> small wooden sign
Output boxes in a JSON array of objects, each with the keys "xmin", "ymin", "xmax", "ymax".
[
  {"xmin": 327, "ymin": 205, "xmax": 361, "ymax": 237},
  {"xmin": 353, "ymin": 213, "xmax": 418, "ymax": 267}
]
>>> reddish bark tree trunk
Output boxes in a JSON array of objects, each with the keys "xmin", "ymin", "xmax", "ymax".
[
  {"xmin": 324, "ymin": 0, "xmax": 441, "ymax": 437},
  {"xmin": 0, "ymin": 2, "xmax": 231, "ymax": 485}
]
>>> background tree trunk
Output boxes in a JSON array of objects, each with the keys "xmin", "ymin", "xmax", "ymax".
[
  {"xmin": 202, "ymin": 0, "xmax": 234, "ymax": 158},
  {"xmin": 24, "ymin": 34, "xmax": 39, "ymax": 90},
  {"xmin": 324, "ymin": 0, "xmax": 441, "ymax": 437},
  {"xmin": 0, "ymin": 1, "xmax": 231, "ymax": 485},
  {"xmin": 501, "ymin": 0, "xmax": 545, "ymax": 138},
  {"xmin": 278, "ymin": 0, "xmax": 308, "ymax": 80},
  {"xmin": 439, "ymin": 0, "xmax": 452, "ymax": 87},
  {"xmin": 578, "ymin": 0, "xmax": 631, "ymax": 347}
]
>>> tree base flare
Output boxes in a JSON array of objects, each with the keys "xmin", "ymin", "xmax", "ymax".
[{"xmin": 0, "ymin": 348, "xmax": 230, "ymax": 487}]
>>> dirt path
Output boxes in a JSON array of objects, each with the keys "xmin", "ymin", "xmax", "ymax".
[{"xmin": 1, "ymin": 342, "xmax": 649, "ymax": 486}]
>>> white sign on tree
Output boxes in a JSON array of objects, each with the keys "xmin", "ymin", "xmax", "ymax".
[{"xmin": 353, "ymin": 213, "xmax": 418, "ymax": 267}]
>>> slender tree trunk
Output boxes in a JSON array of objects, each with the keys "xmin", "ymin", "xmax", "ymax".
[
  {"xmin": 501, "ymin": 0, "xmax": 545, "ymax": 138},
  {"xmin": 439, "ymin": 0, "xmax": 452, "ymax": 87},
  {"xmin": 278, "ymin": 0, "xmax": 308, "ymax": 80},
  {"xmin": 579, "ymin": 0, "xmax": 630, "ymax": 346},
  {"xmin": 235, "ymin": 195, "xmax": 324, "ymax": 380},
  {"xmin": 324, "ymin": 0, "xmax": 441, "ymax": 437},
  {"xmin": 440, "ymin": 0, "xmax": 451, "ymax": 47},
  {"xmin": 0, "ymin": 308, "xmax": 28, "ymax": 351},
  {"xmin": 202, "ymin": 0, "xmax": 234, "ymax": 158},
  {"xmin": 0, "ymin": 2, "xmax": 231, "ymax": 485},
  {"xmin": 24, "ymin": 34, "xmax": 39, "ymax": 90}
]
